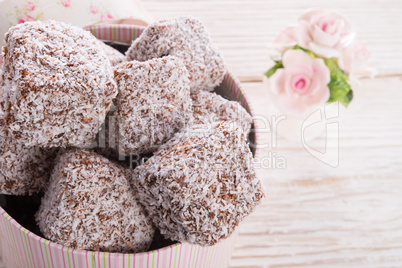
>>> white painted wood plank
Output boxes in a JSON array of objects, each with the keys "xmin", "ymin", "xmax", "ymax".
[
  {"xmin": 229, "ymin": 77, "xmax": 402, "ymax": 266},
  {"xmin": 231, "ymin": 175, "xmax": 402, "ymax": 267},
  {"xmin": 245, "ymin": 77, "xmax": 402, "ymax": 181},
  {"xmin": 146, "ymin": 0, "xmax": 402, "ymax": 267},
  {"xmin": 1, "ymin": 2, "xmax": 401, "ymax": 268},
  {"xmin": 143, "ymin": 0, "xmax": 402, "ymax": 80},
  {"xmin": 142, "ymin": 2, "xmax": 402, "ymax": 267}
]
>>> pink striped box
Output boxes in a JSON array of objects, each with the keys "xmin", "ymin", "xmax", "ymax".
[{"xmin": 0, "ymin": 24, "xmax": 258, "ymax": 268}]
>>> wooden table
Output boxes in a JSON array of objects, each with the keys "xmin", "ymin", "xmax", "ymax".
[
  {"xmin": 142, "ymin": 1, "xmax": 402, "ymax": 267},
  {"xmin": 1, "ymin": 1, "xmax": 401, "ymax": 267}
]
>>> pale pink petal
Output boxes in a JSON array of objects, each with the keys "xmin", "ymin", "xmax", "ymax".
[
  {"xmin": 322, "ymin": 19, "xmax": 339, "ymax": 35},
  {"xmin": 303, "ymin": 9, "xmax": 352, "ymax": 31},
  {"xmin": 340, "ymin": 41, "xmax": 376, "ymax": 78},
  {"xmin": 354, "ymin": 41, "xmax": 371, "ymax": 61},
  {"xmin": 303, "ymin": 84, "xmax": 330, "ymax": 108},
  {"xmin": 268, "ymin": 49, "xmax": 331, "ymax": 115},
  {"xmin": 274, "ymin": 26, "xmax": 297, "ymax": 51},
  {"xmin": 296, "ymin": 8, "xmax": 354, "ymax": 57},
  {"xmin": 340, "ymin": 32, "xmax": 356, "ymax": 48},
  {"xmin": 312, "ymin": 58, "xmax": 331, "ymax": 86},
  {"xmin": 296, "ymin": 22, "xmax": 312, "ymax": 48},
  {"xmin": 285, "ymin": 64, "xmax": 313, "ymax": 78},
  {"xmin": 309, "ymin": 42, "xmax": 340, "ymax": 58},
  {"xmin": 312, "ymin": 24, "xmax": 340, "ymax": 47},
  {"xmin": 282, "ymin": 49, "xmax": 313, "ymax": 68},
  {"xmin": 306, "ymin": 75, "xmax": 320, "ymax": 96},
  {"xmin": 269, "ymin": 69, "xmax": 287, "ymax": 95},
  {"xmin": 338, "ymin": 48, "xmax": 353, "ymax": 73},
  {"xmin": 285, "ymin": 74, "xmax": 295, "ymax": 96},
  {"xmin": 302, "ymin": 59, "xmax": 331, "ymax": 107}
]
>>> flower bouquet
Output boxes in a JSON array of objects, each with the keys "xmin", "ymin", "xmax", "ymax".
[{"xmin": 265, "ymin": 8, "xmax": 375, "ymax": 140}]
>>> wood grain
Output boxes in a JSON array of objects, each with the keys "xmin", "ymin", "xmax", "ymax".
[
  {"xmin": 246, "ymin": 77, "xmax": 402, "ymax": 181},
  {"xmin": 1, "ymin": 1, "xmax": 401, "ymax": 267},
  {"xmin": 233, "ymin": 175, "xmax": 402, "ymax": 267},
  {"xmin": 142, "ymin": 0, "xmax": 402, "ymax": 80},
  {"xmin": 233, "ymin": 78, "xmax": 402, "ymax": 267},
  {"xmin": 141, "ymin": 1, "xmax": 402, "ymax": 267}
]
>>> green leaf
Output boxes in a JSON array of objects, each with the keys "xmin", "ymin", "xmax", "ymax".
[
  {"xmin": 324, "ymin": 57, "xmax": 353, "ymax": 107},
  {"xmin": 328, "ymin": 79, "xmax": 353, "ymax": 107},
  {"xmin": 328, "ymin": 79, "xmax": 350, "ymax": 101},
  {"xmin": 340, "ymin": 89, "xmax": 353, "ymax": 108},
  {"xmin": 264, "ymin": 61, "xmax": 283, "ymax": 78},
  {"xmin": 292, "ymin": 45, "xmax": 317, "ymax": 58},
  {"xmin": 324, "ymin": 58, "xmax": 348, "ymax": 82}
]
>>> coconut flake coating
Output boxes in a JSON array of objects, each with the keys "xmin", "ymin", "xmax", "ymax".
[
  {"xmin": 132, "ymin": 121, "xmax": 265, "ymax": 246},
  {"xmin": 126, "ymin": 17, "xmax": 226, "ymax": 92},
  {"xmin": 113, "ymin": 56, "xmax": 193, "ymax": 155},
  {"xmin": 0, "ymin": 120, "xmax": 58, "ymax": 195},
  {"xmin": 191, "ymin": 90, "xmax": 253, "ymax": 136},
  {"xmin": 0, "ymin": 20, "xmax": 117, "ymax": 148},
  {"xmin": 94, "ymin": 103, "xmax": 122, "ymax": 161},
  {"xmin": 97, "ymin": 40, "xmax": 126, "ymax": 66},
  {"xmin": 36, "ymin": 149, "xmax": 154, "ymax": 253}
]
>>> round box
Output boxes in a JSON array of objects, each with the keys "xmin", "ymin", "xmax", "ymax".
[{"xmin": 0, "ymin": 24, "xmax": 258, "ymax": 268}]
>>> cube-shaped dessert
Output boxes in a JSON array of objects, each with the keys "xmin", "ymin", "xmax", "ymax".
[
  {"xmin": 113, "ymin": 56, "xmax": 193, "ymax": 155},
  {"xmin": 0, "ymin": 119, "xmax": 58, "ymax": 195},
  {"xmin": 191, "ymin": 90, "xmax": 253, "ymax": 135},
  {"xmin": 132, "ymin": 121, "xmax": 265, "ymax": 246},
  {"xmin": 126, "ymin": 17, "xmax": 226, "ymax": 92},
  {"xmin": 36, "ymin": 149, "xmax": 154, "ymax": 253},
  {"xmin": 0, "ymin": 20, "xmax": 117, "ymax": 148}
]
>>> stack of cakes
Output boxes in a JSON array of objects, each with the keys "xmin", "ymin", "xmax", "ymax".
[{"xmin": 0, "ymin": 18, "xmax": 264, "ymax": 253}]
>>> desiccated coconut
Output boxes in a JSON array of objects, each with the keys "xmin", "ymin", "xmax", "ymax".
[
  {"xmin": 126, "ymin": 17, "xmax": 226, "ymax": 92},
  {"xmin": 36, "ymin": 149, "xmax": 155, "ymax": 253},
  {"xmin": 132, "ymin": 121, "xmax": 265, "ymax": 246},
  {"xmin": 113, "ymin": 56, "xmax": 193, "ymax": 155},
  {"xmin": 0, "ymin": 119, "xmax": 58, "ymax": 195},
  {"xmin": 0, "ymin": 20, "xmax": 117, "ymax": 148},
  {"xmin": 191, "ymin": 90, "xmax": 253, "ymax": 136}
]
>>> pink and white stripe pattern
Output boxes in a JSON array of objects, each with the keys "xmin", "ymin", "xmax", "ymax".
[
  {"xmin": 0, "ymin": 206, "xmax": 236, "ymax": 268},
  {"xmin": 84, "ymin": 24, "xmax": 146, "ymax": 45}
]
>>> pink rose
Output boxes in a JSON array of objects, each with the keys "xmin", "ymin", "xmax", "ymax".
[
  {"xmin": 17, "ymin": 14, "xmax": 35, "ymax": 24},
  {"xmin": 89, "ymin": 5, "xmax": 98, "ymax": 14},
  {"xmin": 100, "ymin": 12, "xmax": 114, "ymax": 21},
  {"xmin": 297, "ymin": 9, "xmax": 355, "ymax": 58},
  {"xmin": 273, "ymin": 9, "xmax": 355, "ymax": 58},
  {"xmin": 274, "ymin": 26, "xmax": 297, "ymax": 51},
  {"xmin": 61, "ymin": 0, "xmax": 71, "ymax": 8},
  {"xmin": 270, "ymin": 49, "xmax": 330, "ymax": 115},
  {"xmin": 339, "ymin": 41, "xmax": 376, "ymax": 78},
  {"xmin": 25, "ymin": 1, "xmax": 36, "ymax": 11}
]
